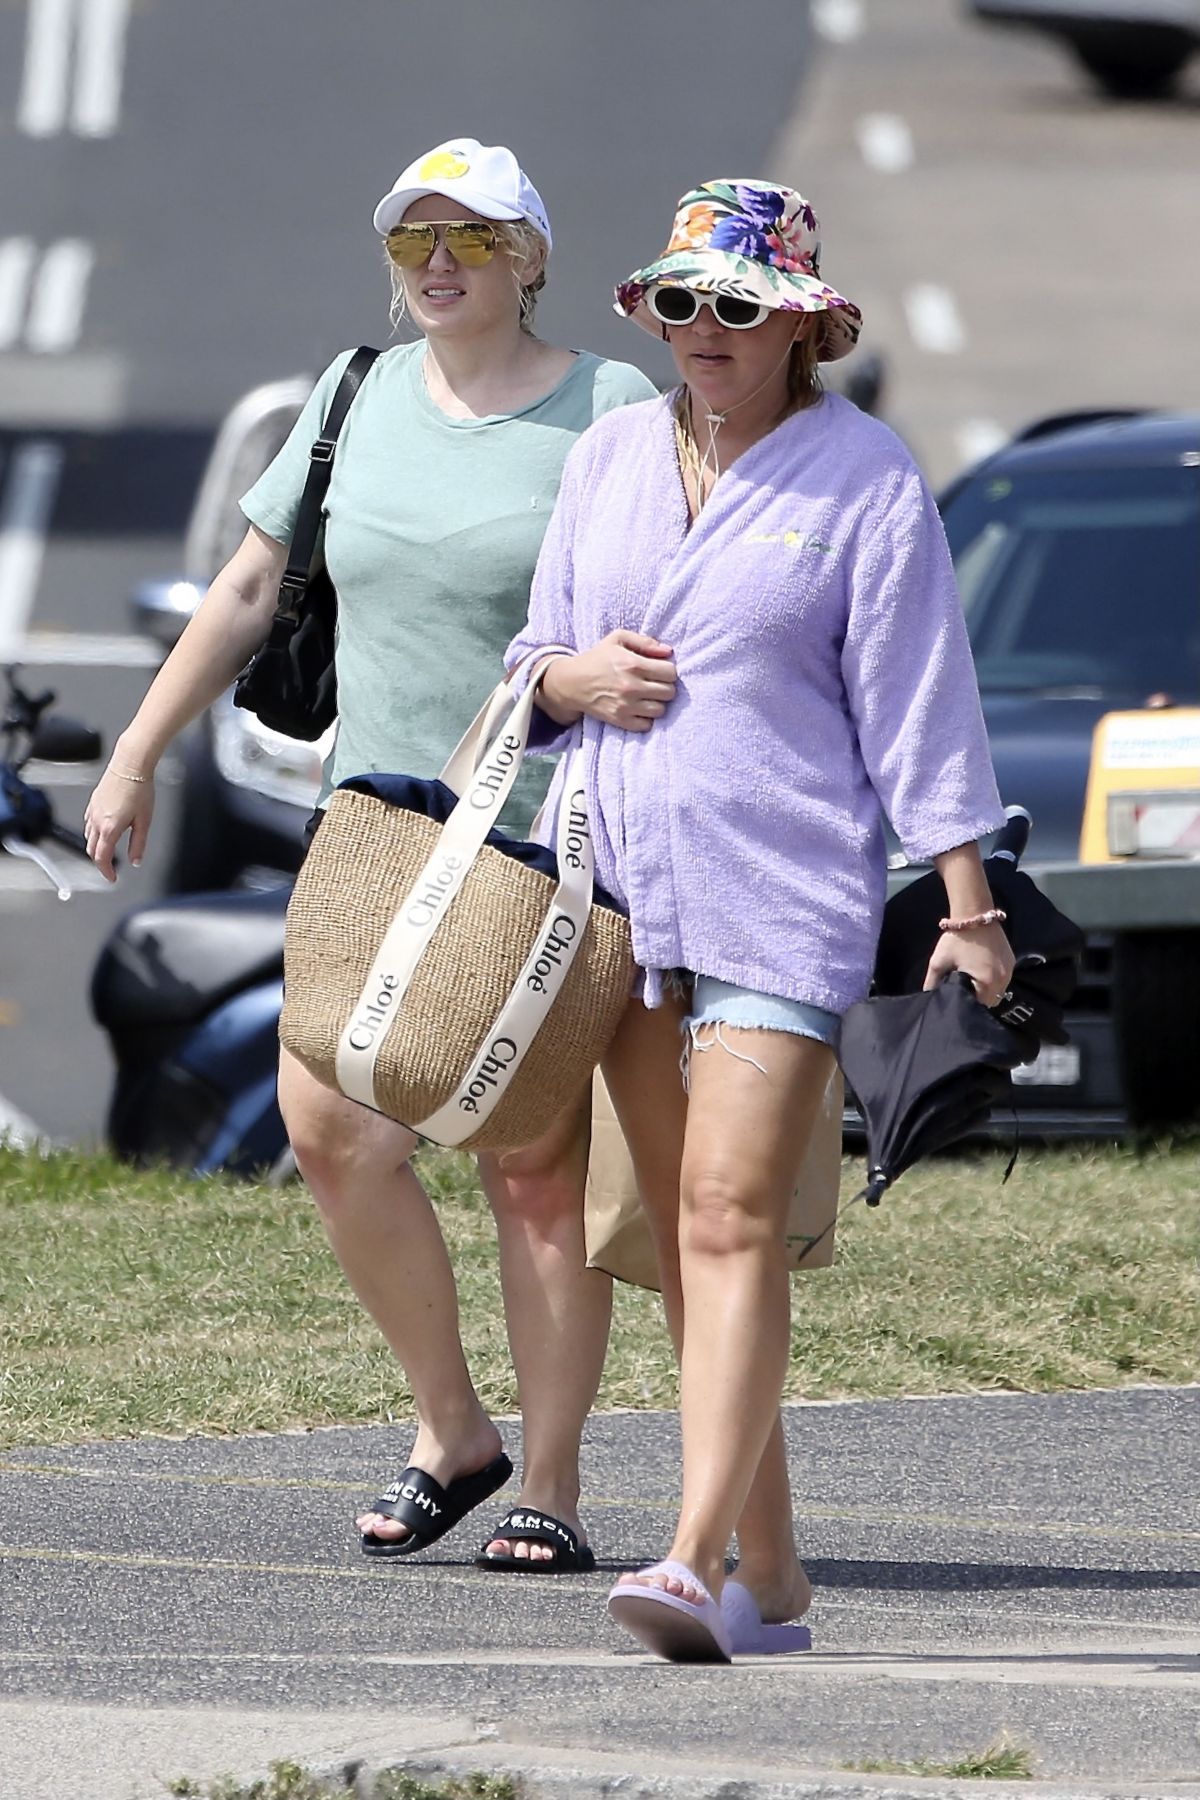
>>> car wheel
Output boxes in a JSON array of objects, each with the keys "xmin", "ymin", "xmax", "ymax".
[
  {"xmin": 1111, "ymin": 931, "xmax": 1200, "ymax": 1130},
  {"xmin": 1071, "ymin": 35, "xmax": 1191, "ymax": 99},
  {"xmin": 163, "ymin": 719, "xmax": 236, "ymax": 894}
]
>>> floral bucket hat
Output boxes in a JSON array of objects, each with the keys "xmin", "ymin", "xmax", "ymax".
[{"xmin": 615, "ymin": 179, "xmax": 862, "ymax": 362}]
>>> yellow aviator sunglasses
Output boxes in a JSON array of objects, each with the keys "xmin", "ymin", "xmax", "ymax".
[{"xmin": 385, "ymin": 221, "xmax": 499, "ymax": 269}]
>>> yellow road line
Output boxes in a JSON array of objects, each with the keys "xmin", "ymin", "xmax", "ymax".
[
  {"xmin": 0, "ymin": 1459, "xmax": 1198, "ymax": 1545},
  {"xmin": 0, "ymin": 1542, "xmax": 481, "ymax": 1585}
]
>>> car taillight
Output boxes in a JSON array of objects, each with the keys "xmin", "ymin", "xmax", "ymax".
[{"xmin": 1107, "ymin": 791, "xmax": 1200, "ymax": 858}]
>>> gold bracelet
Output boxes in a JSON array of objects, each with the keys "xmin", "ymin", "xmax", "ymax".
[{"xmin": 108, "ymin": 766, "xmax": 151, "ymax": 785}]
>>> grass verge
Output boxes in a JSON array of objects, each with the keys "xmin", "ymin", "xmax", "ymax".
[
  {"xmin": 165, "ymin": 1764, "xmax": 517, "ymax": 1800},
  {"xmin": 847, "ymin": 1733, "xmax": 1035, "ymax": 1778},
  {"xmin": 1, "ymin": 1139, "xmax": 1197, "ymax": 1447}
]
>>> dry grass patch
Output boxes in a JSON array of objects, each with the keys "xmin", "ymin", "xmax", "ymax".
[{"xmin": 0, "ymin": 1138, "xmax": 1196, "ymax": 1446}]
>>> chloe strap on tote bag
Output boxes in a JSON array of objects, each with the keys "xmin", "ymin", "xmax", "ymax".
[{"xmin": 280, "ymin": 658, "xmax": 634, "ymax": 1151}]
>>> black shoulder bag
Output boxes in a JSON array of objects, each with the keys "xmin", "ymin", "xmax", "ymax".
[{"xmin": 233, "ymin": 345, "xmax": 378, "ymax": 741}]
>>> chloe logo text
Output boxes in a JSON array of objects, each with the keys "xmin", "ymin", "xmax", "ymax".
[
  {"xmin": 470, "ymin": 733, "xmax": 522, "ymax": 810},
  {"xmin": 563, "ymin": 789, "xmax": 590, "ymax": 871},
  {"xmin": 405, "ymin": 852, "xmax": 465, "ymax": 928},
  {"xmin": 527, "ymin": 915, "xmax": 578, "ymax": 993},
  {"xmin": 459, "ymin": 1037, "xmax": 519, "ymax": 1114},
  {"xmin": 347, "ymin": 973, "xmax": 400, "ymax": 1052}
]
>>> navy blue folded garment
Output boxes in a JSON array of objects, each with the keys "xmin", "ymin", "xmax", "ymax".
[{"xmin": 337, "ymin": 773, "xmax": 626, "ymax": 915}]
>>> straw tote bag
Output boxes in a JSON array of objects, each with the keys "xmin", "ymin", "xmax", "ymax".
[{"xmin": 280, "ymin": 658, "xmax": 634, "ymax": 1151}]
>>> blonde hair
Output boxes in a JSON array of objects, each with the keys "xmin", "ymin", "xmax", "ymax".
[
  {"xmin": 786, "ymin": 315, "xmax": 825, "ymax": 410},
  {"xmin": 386, "ymin": 218, "xmax": 549, "ymax": 336}
]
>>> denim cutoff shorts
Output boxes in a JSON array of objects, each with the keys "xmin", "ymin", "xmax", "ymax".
[{"xmin": 683, "ymin": 975, "xmax": 841, "ymax": 1051}]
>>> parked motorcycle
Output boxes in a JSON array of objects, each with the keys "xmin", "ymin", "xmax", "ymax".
[
  {"xmin": 90, "ymin": 880, "xmax": 293, "ymax": 1180},
  {"xmin": 0, "ymin": 667, "xmax": 99, "ymax": 896},
  {"xmin": 3, "ymin": 665, "xmax": 293, "ymax": 1177}
]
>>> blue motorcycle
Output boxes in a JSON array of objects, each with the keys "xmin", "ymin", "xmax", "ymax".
[
  {"xmin": 2, "ymin": 666, "xmax": 292, "ymax": 1179},
  {"xmin": 90, "ymin": 879, "xmax": 292, "ymax": 1179},
  {"xmin": 0, "ymin": 666, "xmax": 98, "ymax": 895}
]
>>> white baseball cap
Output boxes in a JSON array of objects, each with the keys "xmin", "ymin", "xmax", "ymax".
[{"xmin": 372, "ymin": 138, "xmax": 552, "ymax": 249}]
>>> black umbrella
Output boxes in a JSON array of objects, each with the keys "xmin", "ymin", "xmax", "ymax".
[
  {"xmin": 837, "ymin": 809, "xmax": 1085, "ymax": 1212},
  {"xmin": 839, "ymin": 975, "xmax": 1027, "ymax": 1205},
  {"xmin": 873, "ymin": 809, "xmax": 1085, "ymax": 1059}
]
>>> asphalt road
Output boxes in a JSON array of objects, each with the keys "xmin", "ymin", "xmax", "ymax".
[{"xmin": 1, "ymin": 1387, "xmax": 1197, "ymax": 1797}]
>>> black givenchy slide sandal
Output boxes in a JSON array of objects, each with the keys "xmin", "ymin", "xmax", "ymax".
[
  {"xmin": 475, "ymin": 1506, "xmax": 596, "ymax": 1573},
  {"xmin": 359, "ymin": 1453, "xmax": 513, "ymax": 1558}
]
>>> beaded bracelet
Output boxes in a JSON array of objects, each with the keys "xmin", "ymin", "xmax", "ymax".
[
  {"xmin": 937, "ymin": 907, "xmax": 1007, "ymax": 933},
  {"xmin": 108, "ymin": 766, "xmax": 151, "ymax": 784}
]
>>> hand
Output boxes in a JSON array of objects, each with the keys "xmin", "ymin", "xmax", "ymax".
[
  {"xmin": 84, "ymin": 765, "xmax": 156, "ymax": 882},
  {"xmin": 540, "ymin": 630, "xmax": 677, "ymax": 733},
  {"xmin": 922, "ymin": 921, "xmax": 1015, "ymax": 1010}
]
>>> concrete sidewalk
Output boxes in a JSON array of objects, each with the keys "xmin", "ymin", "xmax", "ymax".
[{"xmin": 1, "ymin": 1386, "xmax": 1198, "ymax": 1798}]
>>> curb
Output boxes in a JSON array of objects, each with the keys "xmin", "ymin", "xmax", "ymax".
[{"xmin": 322, "ymin": 1743, "xmax": 1200, "ymax": 1800}]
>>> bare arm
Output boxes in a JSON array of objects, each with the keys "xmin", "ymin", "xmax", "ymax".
[
  {"xmin": 84, "ymin": 523, "xmax": 287, "ymax": 880},
  {"xmin": 922, "ymin": 841, "xmax": 1015, "ymax": 1009}
]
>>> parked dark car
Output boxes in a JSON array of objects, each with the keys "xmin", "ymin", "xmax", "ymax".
[
  {"xmin": 937, "ymin": 406, "xmax": 1200, "ymax": 1131},
  {"xmin": 968, "ymin": 0, "xmax": 1200, "ymax": 97}
]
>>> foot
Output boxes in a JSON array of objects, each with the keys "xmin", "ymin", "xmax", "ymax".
[
  {"xmin": 483, "ymin": 1494, "xmax": 587, "ymax": 1566},
  {"xmin": 357, "ymin": 1421, "xmax": 504, "ymax": 1549},
  {"xmin": 607, "ymin": 1559, "xmax": 732, "ymax": 1663},
  {"xmin": 727, "ymin": 1554, "xmax": 812, "ymax": 1624},
  {"xmin": 614, "ymin": 1559, "xmax": 722, "ymax": 1607}
]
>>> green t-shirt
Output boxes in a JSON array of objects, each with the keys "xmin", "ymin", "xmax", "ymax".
[{"xmin": 240, "ymin": 342, "xmax": 655, "ymax": 825}]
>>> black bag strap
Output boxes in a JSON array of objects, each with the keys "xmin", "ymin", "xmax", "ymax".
[{"xmin": 275, "ymin": 345, "xmax": 378, "ymax": 623}]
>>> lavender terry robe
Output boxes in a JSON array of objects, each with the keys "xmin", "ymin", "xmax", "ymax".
[{"xmin": 506, "ymin": 391, "xmax": 1005, "ymax": 1014}]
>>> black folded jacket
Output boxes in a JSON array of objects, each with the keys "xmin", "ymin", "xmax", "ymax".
[{"xmin": 337, "ymin": 773, "xmax": 627, "ymax": 915}]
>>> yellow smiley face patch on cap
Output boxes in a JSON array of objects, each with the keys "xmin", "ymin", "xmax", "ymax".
[{"xmin": 418, "ymin": 150, "xmax": 469, "ymax": 181}]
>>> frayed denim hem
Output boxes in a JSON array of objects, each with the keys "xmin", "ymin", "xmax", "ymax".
[{"xmin": 677, "ymin": 977, "xmax": 841, "ymax": 1091}]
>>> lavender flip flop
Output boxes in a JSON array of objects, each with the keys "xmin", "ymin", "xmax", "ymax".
[
  {"xmin": 607, "ymin": 1559, "xmax": 733, "ymax": 1663},
  {"xmin": 721, "ymin": 1580, "xmax": 813, "ymax": 1654}
]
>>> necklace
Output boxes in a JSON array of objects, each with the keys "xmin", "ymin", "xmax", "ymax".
[{"xmin": 671, "ymin": 389, "xmax": 713, "ymax": 518}]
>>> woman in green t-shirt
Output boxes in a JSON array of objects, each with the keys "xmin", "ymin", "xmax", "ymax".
[{"xmin": 84, "ymin": 137, "xmax": 654, "ymax": 1572}]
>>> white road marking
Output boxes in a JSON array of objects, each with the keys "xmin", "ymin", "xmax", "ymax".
[
  {"xmin": 856, "ymin": 112, "xmax": 914, "ymax": 173},
  {"xmin": 17, "ymin": 0, "xmax": 74, "ymax": 135},
  {"xmin": 71, "ymin": 0, "xmax": 132, "ymax": 137},
  {"xmin": 17, "ymin": 0, "xmax": 130, "ymax": 138},
  {"xmin": 21, "ymin": 759, "xmax": 103, "ymax": 786},
  {"xmin": 0, "ymin": 351, "xmax": 128, "ymax": 427},
  {"xmin": 19, "ymin": 629, "xmax": 162, "ymax": 668},
  {"xmin": 811, "ymin": 0, "xmax": 864, "ymax": 43},
  {"xmin": 0, "ymin": 442, "xmax": 65, "ymax": 662},
  {"xmin": 24, "ymin": 240, "xmax": 94, "ymax": 353},
  {"xmin": 0, "ymin": 240, "xmax": 38, "ymax": 351},
  {"xmin": 957, "ymin": 417, "xmax": 1009, "ymax": 468},
  {"xmin": 0, "ymin": 1094, "xmax": 44, "ymax": 1148},
  {"xmin": 0, "ymin": 1640, "xmax": 1195, "ymax": 1688},
  {"xmin": 904, "ymin": 283, "xmax": 967, "ymax": 354}
]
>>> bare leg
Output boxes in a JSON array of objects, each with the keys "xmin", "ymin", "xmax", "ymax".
[
  {"xmin": 730, "ymin": 1417, "xmax": 813, "ymax": 1623},
  {"xmin": 602, "ymin": 1001, "xmax": 831, "ymax": 1609},
  {"xmin": 278, "ymin": 1049, "xmax": 501, "ymax": 1544},
  {"xmin": 475, "ymin": 1086, "xmax": 611, "ymax": 1563}
]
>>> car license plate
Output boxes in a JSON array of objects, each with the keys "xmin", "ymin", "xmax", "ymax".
[{"xmin": 1012, "ymin": 1045, "xmax": 1082, "ymax": 1087}]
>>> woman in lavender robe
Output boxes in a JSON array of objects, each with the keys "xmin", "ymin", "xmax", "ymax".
[{"xmin": 507, "ymin": 179, "xmax": 1014, "ymax": 1661}]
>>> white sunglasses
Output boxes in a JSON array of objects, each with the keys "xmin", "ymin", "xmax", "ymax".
[{"xmin": 645, "ymin": 284, "xmax": 771, "ymax": 331}]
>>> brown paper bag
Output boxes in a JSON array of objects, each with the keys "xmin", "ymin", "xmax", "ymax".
[{"xmin": 584, "ymin": 1066, "xmax": 843, "ymax": 1291}]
